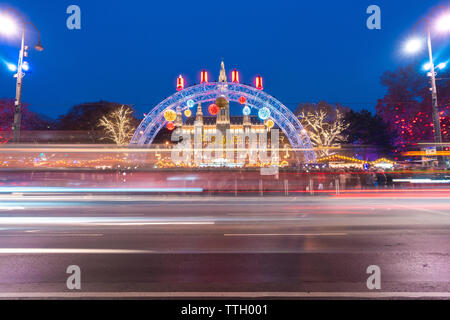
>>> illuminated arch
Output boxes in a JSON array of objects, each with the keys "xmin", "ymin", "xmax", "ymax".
[{"xmin": 130, "ymin": 82, "xmax": 316, "ymax": 163}]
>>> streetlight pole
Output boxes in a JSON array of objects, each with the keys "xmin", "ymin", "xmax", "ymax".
[
  {"xmin": 0, "ymin": 8, "xmax": 44, "ymax": 143},
  {"xmin": 13, "ymin": 23, "xmax": 26, "ymax": 143},
  {"xmin": 426, "ymin": 20, "xmax": 444, "ymax": 167}
]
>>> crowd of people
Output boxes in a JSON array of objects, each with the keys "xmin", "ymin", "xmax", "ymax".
[{"xmin": 294, "ymin": 166, "xmax": 399, "ymax": 190}]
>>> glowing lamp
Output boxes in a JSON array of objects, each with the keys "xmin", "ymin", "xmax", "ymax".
[
  {"xmin": 184, "ymin": 109, "xmax": 192, "ymax": 117},
  {"xmin": 423, "ymin": 62, "xmax": 432, "ymax": 71},
  {"xmin": 176, "ymin": 75, "xmax": 184, "ymax": 91},
  {"xmin": 0, "ymin": 15, "xmax": 17, "ymax": 36},
  {"xmin": 22, "ymin": 61, "xmax": 30, "ymax": 71},
  {"xmin": 243, "ymin": 105, "xmax": 251, "ymax": 116},
  {"xmin": 404, "ymin": 38, "xmax": 423, "ymax": 54},
  {"xmin": 201, "ymin": 70, "xmax": 208, "ymax": 83},
  {"xmin": 232, "ymin": 69, "xmax": 240, "ymax": 83},
  {"xmin": 258, "ymin": 107, "xmax": 270, "ymax": 120},
  {"xmin": 187, "ymin": 99, "xmax": 195, "ymax": 108},
  {"xmin": 208, "ymin": 104, "xmax": 219, "ymax": 116},
  {"xmin": 266, "ymin": 119, "xmax": 274, "ymax": 129},
  {"xmin": 437, "ymin": 62, "xmax": 447, "ymax": 70},
  {"xmin": 164, "ymin": 110, "xmax": 177, "ymax": 122},
  {"xmin": 6, "ymin": 63, "xmax": 17, "ymax": 72},
  {"xmin": 239, "ymin": 96, "xmax": 247, "ymax": 105},
  {"xmin": 166, "ymin": 122, "xmax": 175, "ymax": 131},
  {"xmin": 436, "ymin": 14, "xmax": 450, "ymax": 32},
  {"xmin": 255, "ymin": 75, "xmax": 263, "ymax": 90}
]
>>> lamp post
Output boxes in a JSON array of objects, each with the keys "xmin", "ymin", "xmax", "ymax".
[
  {"xmin": 426, "ymin": 18, "xmax": 444, "ymax": 167},
  {"xmin": 404, "ymin": 7, "xmax": 449, "ymax": 167},
  {"xmin": 0, "ymin": 8, "xmax": 43, "ymax": 143}
]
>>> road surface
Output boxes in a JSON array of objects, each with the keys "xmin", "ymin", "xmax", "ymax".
[{"xmin": 0, "ymin": 194, "xmax": 449, "ymax": 298}]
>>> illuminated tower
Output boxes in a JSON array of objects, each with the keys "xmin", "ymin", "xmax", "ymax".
[
  {"xmin": 175, "ymin": 106, "xmax": 183, "ymax": 127},
  {"xmin": 216, "ymin": 60, "xmax": 230, "ymax": 124},
  {"xmin": 194, "ymin": 103, "xmax": 203, "ymax": 125},
  {"xmin": 219, "ymin": 60, "xmax": 227, "ymax": 83}
]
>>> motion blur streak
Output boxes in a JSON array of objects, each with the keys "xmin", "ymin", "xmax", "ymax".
[
  {"xmin": 0, "ymin": 187, "xmax": 203, "ymax": 193},
  {"xmin": 393, "ymin": 179, "xmax": 450, "ymax": 184},
  {"xmin": 0, "ymin": 217, "xmax": 216, "ymax": 226},
  {"xmin": 0, "ymin": 249, "xmax": 153, "ymax": 254}
]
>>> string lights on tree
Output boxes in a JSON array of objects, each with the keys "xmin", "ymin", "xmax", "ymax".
[
  {"xmin": 97, "ymin": 105, "xmax": 136, "ymax": 146},
  {"xmin": 298, "ymin": 103, "xmax": 349, "ymax": 157}
]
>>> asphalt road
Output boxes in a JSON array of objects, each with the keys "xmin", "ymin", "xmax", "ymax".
[{"xmin": 0, "ymin": 194, "xmax": 449, "ymax": 298}]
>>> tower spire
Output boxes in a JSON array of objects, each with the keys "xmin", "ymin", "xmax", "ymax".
[
  {"xmin": 219, "ymin": 59, "xmax": 227, "ymax": 83},
  {"xmin": 195, "ymin": 103, "xmax": 203, "ymax": 125}
]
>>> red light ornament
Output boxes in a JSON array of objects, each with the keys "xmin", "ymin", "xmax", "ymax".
[
  {"xmin": 166, "ymin": 122, "xmax": 175, "ymax": 131},
  {"xmin": 255, "ymin": 75, "xmax": 263, "ymax": 90},
  {"xmin": 201, "ymin": 70, "xmax": 208, "ymax": 83},
  {"xmin": 239, "ymin": 96, "xmax": 247, "ymax": 105},
  {"xmin": 208, "ymin": 104, "xmax": 219, "ymax": 116},
  {"xmin": 176, "ymin": 75, "xmax": 184, "ymax": 91},
  {"xmin": 232, "ymin": 69, "xmax": 240, "ymax": 83}
]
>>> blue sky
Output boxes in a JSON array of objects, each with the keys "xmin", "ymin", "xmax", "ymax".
[{"xmin": 0, "ymin": 0, "xmax": 449, "ymax": 118}]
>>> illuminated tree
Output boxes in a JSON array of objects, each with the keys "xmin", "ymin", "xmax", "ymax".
[
  {"xmin": 296, "ymin": 101, "xmax": 349, "ymax": 157},
  {"xmin": 98, "ymin": 105, "xmax": 136, "ymax": 145},
  {"xmin": 376, "ymin": 65, "xmax": 450, "ymax": 156}
]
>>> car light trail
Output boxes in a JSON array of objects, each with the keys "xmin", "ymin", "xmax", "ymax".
[
  {"xmin": 0, "ymin": 248, "xmax": 154, "ymax": 254},
  {"xmin": 393, "ymin": 179, "xmax": 450, "ymax": 184},
  {"xmin": 224, "ymin": 233, "xmax": 347, "ymax": 237},
  {"xmin": 0, "ymin": 186, "xmax": 203, "ymax": 193},
  {"xmin": 0, "ymin": 217, "xmax": 216, "ymax": 226}
]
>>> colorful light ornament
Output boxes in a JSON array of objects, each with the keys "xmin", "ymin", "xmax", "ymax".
[
  {"xmin": 184, "ymin": 109, "xmax": 192, "ymax": 117},
  {"xmin": 258, "ymin": 107, "xmax": 270, "ymax": 120},
  {"xmin": 232, "ymin": 69, "xmax": 240, "ymax": 83},
  {"xmin": 242, "ymin": 105, "xmax": 251, "ymax": 116},
  {"xmin": 255, "ymin": 75, "xmax": 263, "ymax": 90},
  {"xmin": 201, "ymin": 70, "xmax": 208, "ymax": 83},
  {"xmin": 239, "ymin": 96, "xmax": 247, "ymax": 105},
  {"xmin": 265, "ymin": 119, "xmax": 274, "ymax": 129},
  {"xmin": 166, "ymin": 122, "xmax": 175, "ymax": 131},
  {"xmin": 208, "ymin": 104, "xmax": 219, "ymax": 116},
  {"xmin": 164, "ymin": 110, "xmax": 177, "ymax": 122},
  {"xmin": 187, "ymin": 99, "xmax": 195, "ymax": 108},
  {"xmin": 176, "ymin": 75, "xmax": 184, "ymax": 91}
]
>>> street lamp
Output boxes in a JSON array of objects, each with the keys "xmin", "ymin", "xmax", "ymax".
[
  {"xmin": 0, "ymin": 8, "xmax": 44, "ymax": 143},
  {"xmin": 435, "ymin": 13, "xmax": 450, "ymax": 32},
  {"xmin": 6, "ymin": 62, "xmax": 17, "ymax": 72},
  {"xmin": 0, "ymin": 15, "xmax": 16, "ymax": 35},
  {"xmin": 403, "ymin": 6, "xmax": 450, "ymax": 167},
  {"xmin": 423, "ymin": 61, "xmax": 447, "ymax": 71},
  {"xmin": 404, "ymin": 38, "xmax": 424, "ymax": 54}
]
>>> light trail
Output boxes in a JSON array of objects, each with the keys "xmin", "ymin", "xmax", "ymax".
[
  {"xmin": 0, "ymin": 186, "xmax": 203, "ymax": 193},
  {"xmin": 0, "ymin": 248, "xmax": 153, "ymax": 254},
  {"xmin": 393, "ymin": 178, "xmax": 450, "ymax": 184},
  {"xmin": 0, "ymin": 206, "xmax": 25, "ymax": 211},
  {"xmin": 0, "ymin": 146, "xmax": 339, "ymax": 153},
  {"xmin": 224, "ymin": 233, "xmax": 347, "ymax": 237},
  {"xmin": 0, "ymin": 217, "xmax": 217, "ymax": 226}
]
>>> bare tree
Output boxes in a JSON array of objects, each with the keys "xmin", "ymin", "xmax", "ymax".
[
  {"xmin": 297, "ymin": 102, "xmax": 349, "ymax": 157},
  {"xmin": 98, "ymin": 105, "xmax": 135, "ymax": 145}
]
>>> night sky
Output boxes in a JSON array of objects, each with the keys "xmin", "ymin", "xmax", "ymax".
[{"xmin": 0, "ymin": 0, "xmax": 449, "ymax": 119}]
